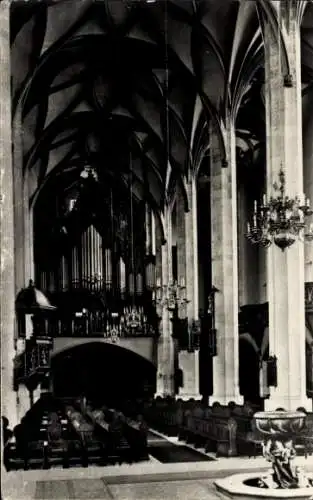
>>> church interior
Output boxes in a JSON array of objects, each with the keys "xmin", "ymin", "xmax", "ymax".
[{"xmin": 1, "ymin": 0, "xmax": 313, "ymax": 496}]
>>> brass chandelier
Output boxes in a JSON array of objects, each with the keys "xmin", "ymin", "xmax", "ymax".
[{"xmin": 246, "ymin": 169, "xmax": 313, "ymax": 251}]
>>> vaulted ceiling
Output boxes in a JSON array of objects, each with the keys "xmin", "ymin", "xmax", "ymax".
[{"xmin": 10, "ymin": 0, "xmax": 313, "ymax": 212}]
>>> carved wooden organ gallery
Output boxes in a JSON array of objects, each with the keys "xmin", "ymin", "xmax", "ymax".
[{"xmin": 32, "ymin": 165, "xmax": 159, "ymax": 340}]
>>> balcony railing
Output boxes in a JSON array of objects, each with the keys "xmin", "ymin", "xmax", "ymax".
[{"xmin": 27, "ymin": 308, "xmax": 157, "ymax": 339}]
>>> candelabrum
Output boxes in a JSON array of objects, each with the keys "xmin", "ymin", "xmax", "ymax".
[
  {"xmin": 246, "ymin": 169, "xmax": 313, "ymax": 251},
  {"xmin": 102, "ymin": 306, "xmax": 155, "ymax": 340},
  {"xmin": 153, "ymin": 279, "xmax": 189, "ymax": 311}
]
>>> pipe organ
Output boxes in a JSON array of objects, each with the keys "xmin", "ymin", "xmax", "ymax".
[
  {"xmin": 35, "ymin": 200, "xmax": 159, "ymax": 338},
  {"xmin": 36, "ymin": 220, "xmax": 155, "ymax": 299}
]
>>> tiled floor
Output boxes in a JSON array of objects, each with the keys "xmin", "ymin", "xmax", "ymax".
[
  {"xmin": 11, "ymin": 477, "xmax": 223, "ymax": 500},
  {"xmin": 109, "ymin": 479, "xmax": 221, "ymax": 500},
  {"xmin": 3, "ymin": 457, "xmax": 313, "ymax": 500}
]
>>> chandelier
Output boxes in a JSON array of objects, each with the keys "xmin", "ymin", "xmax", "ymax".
[
  {"xmin": 153, "ymin": 278, "xmax": 189, "ymax": 311},
  {"xmin": 246, "ymin": 169, "xmax": 313, "ymax": 251}
]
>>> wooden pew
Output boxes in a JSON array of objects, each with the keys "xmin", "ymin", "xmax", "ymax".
[
  {"xmin": 67, "ymin": 407, "xmax": 105, "ymax": 467},
  {"xmin": 295, "ymin": 413, "xmax": 313, "ymax": 458},
  {"xmin": 181, "ymin": 414, "xmax": 237, "ymax": 457},
  {"xmin": 123, "ymin": 418, "xmax": 149, "ymax": 462}
]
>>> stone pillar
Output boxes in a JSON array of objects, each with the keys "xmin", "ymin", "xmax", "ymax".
[
  {"xmin": 303, "ymin": 83, "xmax": 313, "ymax": 403},
  {"xmin": 13, "ymin": 105, "xmax": 25, "ymax": 293},
  {"xmin": 185, "ymin": 178, "xmax": 199, "ymax": 325},
  {"xmin": 303, "ymin": 89, "xmax": 313, "ymax": 282},
  {"xmin": 263, "ymin": 5, "xmax": 310, "ymax": 410},
  {"xmin": 237, "ymin": 179, "xmax": 249, "ymax": 307},
  {"xmin": 13, "ymin": 103, "xmax": 36, "ymax": 292},
  {"xmin": 0, "ymin": 0, "xmax": 18, "ymax": 430},
  {"xmin": 156, "ymin": 207, "xmax": 175, "ymax": 397},
  {"xmin": 24, "ymin": 174, "xmax": 35, "ymax": 283},
  {"xmin": 175, "ymin": 187, "xmax": 187, "ymax": 320},
  {"xmin": 177, "ymin": 178, "xmax": 201, "ymax": 400},
  {"xmin": 210, "ymin": 121, "xmax": 243, "ymax": 405}
]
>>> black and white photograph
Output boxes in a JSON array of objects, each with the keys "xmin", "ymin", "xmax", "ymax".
[{"xmin": 1, "ymin": 0, "xmax": 313, "ymax": 498}]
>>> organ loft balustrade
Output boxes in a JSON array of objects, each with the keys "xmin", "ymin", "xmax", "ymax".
[{"xmin": 16, "ymin": 280, "xmax": 159, "ymax": 341}]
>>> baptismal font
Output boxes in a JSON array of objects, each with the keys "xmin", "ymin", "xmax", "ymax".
[
  {"xmin": 254, "ymin": 411, "xmax": 312, "ymax": 490},
  {"xmin": 215, "ymin": 410, "xmax": 313, "ymax": 499}
]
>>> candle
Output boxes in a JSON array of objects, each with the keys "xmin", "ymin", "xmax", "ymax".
[
  {"xmin": 263, "ymin": 194, "xmax": 266, "ymax": 206},
  {"xmin": 253, "ymin": 215, "xmax": 257, "ymax": 227},
  {"xmin": 247, "ymin": 222, "xmax": 250, "ymax": 233},
  {"xmin": 254, "ymin": 200, "xmax": 257, "ymax": 212}
]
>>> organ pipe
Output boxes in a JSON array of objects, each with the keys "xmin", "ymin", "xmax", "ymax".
[
  {"xmin": 136, "ymin": 273, "xmax": 143, "ymax": 295},
  {"xmin": 81, "ymin": 231, "xmax": 86, "ymax": 284},
  {"xmin": 81, "ymin": 229, "xmax": 90, "ymax": 287},
  {"xmin": 129, "ymin": 272, "xmax": 135, "ymax": 296},
  {"xmin": 119, "ymin": 257, "xmax": 126, "ymax": 293},
  {"xmin": 40, "ymin": 270, "xmax": 48, "ymax": 291},
  {"xmin": 105, "ymin": 248, "xmax": 112, "ymax": 289},
  {"xmin": 60, "ymin": 255, "xmax": 69, "ymax": 291},
  {"xmin": 96, "ymin": 230, "xmax": 103, "ymax": 286},
  {"xmin": 151, "ymin": 210, "xmax": 156, "ymax": 256},
  {"xmin": 91, "ymin": 225, "xmax": 96, "ymax": 280},
  {"xmin": 49, "ymin": 271, "xmax": 55, "ymax": 293},
  {"xmin": 72, "ymin": 246, "xmax": 79, "ymax": 286},
  {"xmin": 89, "ymin": 226, "xmax": 92, "ymax": 281},
  {"xmin": 86, "ymin": 227, "xmax": 91, "ymax": 284},
  {"xmin": 145, "ymin": 203, "xmax": 152, "ymax": 255},
  {"xmin": 146, "ymin": 261, "xmax": 155, "ymax": 290}
]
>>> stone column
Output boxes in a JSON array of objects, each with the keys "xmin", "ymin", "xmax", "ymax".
[
  {"xmin": 263, "ymin": 4, "xmax": 310, "ymax": 410},
  {"xmin": 13, "ymin": 105, "xmax": 25, "ymax": 293},
  {"xmin": 0, "ymin": 0, "xmax": 18, "ymax": 429},
  {"xmin": 156, "ymin": 207, "xmax": 175, "ymax": 397},
  {"xmin": 210, "ymin": 121, "xmax": 243, "ymax": 405},
  {"xmin": 177, "ymin": 178, "xmax": 201, "ymax": 400},
  {"xmin": 24, "ymin": 173, "xmax": 35, "ymax": 284},
  {"xmin": 303, "ymin": 89, "xmax": 313, "ymax": 282},
  {"xmin": 175, "ymin": 187, "xmax": 187, "ymax": 321}
]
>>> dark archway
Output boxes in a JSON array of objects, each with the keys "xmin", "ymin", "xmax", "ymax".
[
  {"xmin": 51, "ymin": 342, "xmax": 156, "ymax": 404},
  {"xmin": 239, "ymin": 339, "xmax": 260, "ymax": 405}
]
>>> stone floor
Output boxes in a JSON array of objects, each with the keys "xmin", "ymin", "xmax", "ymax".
[
  {"xmin": 32, "ymin": 477, "xmax": 222, "ymax": 500},
  {"xmin": 3, "ymin": 428, "xmax": 313, "ymax": 500},
  {"xmin": 3, "ymin": 456, "xmax": 313, "ymax": 500}
]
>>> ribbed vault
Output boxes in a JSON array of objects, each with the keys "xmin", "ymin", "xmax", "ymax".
[{"xmin": 10, "ymin": 0, "xmax": 313, "ymax": 216}]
